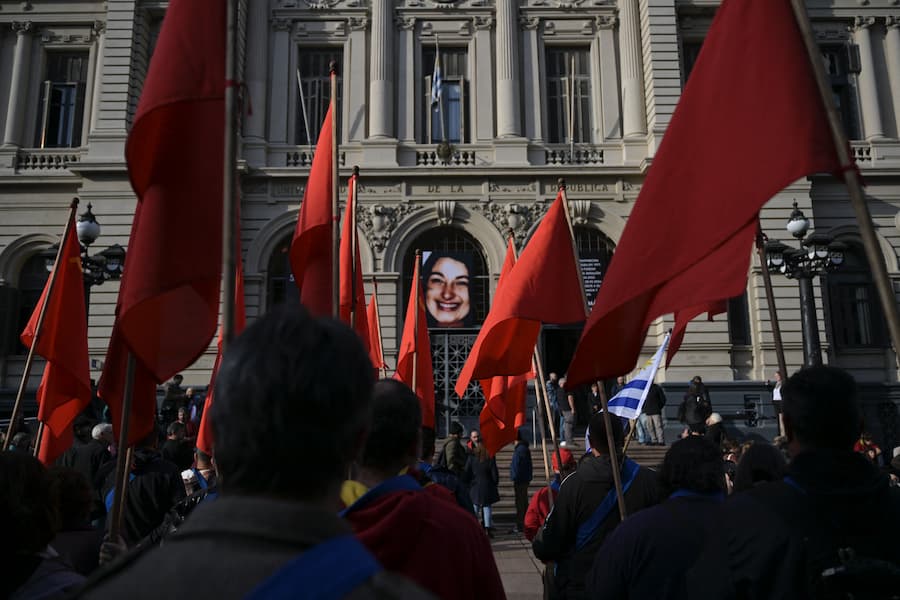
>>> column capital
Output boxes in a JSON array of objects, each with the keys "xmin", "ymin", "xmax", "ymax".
[
  {"xmin": 272, "ymin": 17, "xmax": 292, "ymax": 32},
  {"xmin": 92, "ymin": 20, "xmax": 106, "ymax": 37},
  {"xmin": 519, "ymin": 16, "xmax": 540, "ymax": 30},
  {"xmin": 473, "ymin": 15, "xmax": 494, "ymax": 30},
  {"xmin": 852, "ymin": 16, "xmax": 876, "ymax": 32},
  {"xmin": 395, "ymin": 16, "xmax": 416, "ymax": 30},
  {"xmin": 595, "ymin": 14, "xmax": 617, "ymax": 30},
  {"xmin": 11, "ymin": 21, "xmax": 32, "ymax": 36},
  {"xmin": 886, "ymin": 16, "xmax": 900, "ymax": 30},
  {"xmin": 348, "ymin": 16, "xmax": 369, "ymax": 31}
]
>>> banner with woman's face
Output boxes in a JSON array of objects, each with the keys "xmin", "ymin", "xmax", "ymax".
[{"xmin": 422, "ymin": 251, "xmax": 476, "ymax": 328}]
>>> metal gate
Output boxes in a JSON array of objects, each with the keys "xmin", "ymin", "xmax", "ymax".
[{"xmin": 431, "ymin": 331, "xmax": 483, "ymax": 436}]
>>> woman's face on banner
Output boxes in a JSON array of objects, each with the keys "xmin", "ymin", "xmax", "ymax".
[{"xmin": 425, "ymin": 257, "xmax": 471, "ymax": 327}]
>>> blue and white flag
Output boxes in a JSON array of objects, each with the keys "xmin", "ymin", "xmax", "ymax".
[
  {"xmin": 607, "ymin": 332, "xmax": 671, "ymax": 420},
  {"xmin": 430, "ymin": 50, "xmax": 442, "ymax": 107}
]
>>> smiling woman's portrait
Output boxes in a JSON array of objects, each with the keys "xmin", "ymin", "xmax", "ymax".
[{"xmin": 422, "ymin": 251, "xmax": 475, "ymax": 328}]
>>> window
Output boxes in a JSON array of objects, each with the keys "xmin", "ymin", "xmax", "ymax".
[
  {"xmin": 826, "ymin": 247, "xmax": 888, "ymax": 348},
  {"xmin": 727, "ymin": 292, "xmax": 752, "ymax": 346},
  {"xmin": 821, "ymin": 45, "xmax": 860, "ymax": 140},
  {"xmin": 423, "ymin": 47, "xmax": 468, "ymax": 144},
  {"xmin": 36, "ymin": 52, "xmax": 89, "ymax": 148},
  {"xmin": 681, "ymin": 41, "xmax": 703, "ymax": 85},
  {"xmin": 545, "ymin": 47, "xmax": 592, "ymax": 143},
  {"xmin": 295, "ymin": 49, "xmax": 343, "ymax": 146},
  {"xmin": 8, "ymin": 254, "xmax": 50, "ymax": 355},
  {"xmin": 266, "ymin": 235, "xmax": 299, "ymax": 310}
]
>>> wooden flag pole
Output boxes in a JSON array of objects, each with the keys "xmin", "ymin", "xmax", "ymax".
[
  {"xmin": 32, "ymin": 422, "xmax": 44, "ymax": 458},
  {"xmin": 412, "ymin": 250, "xmax": 421, "ymax": 393},
  {"xmin": 4, "ymin": 199, "xmax": 79, "ymax": 451},
  {"xmin": 108, "ymin": 353, "xmax": 136, "ymax": 543},
  {"xmin": 330, "ymin": 61, "xmax": 340, "ymax": 319},
  {"xmin": 789, "ymin": 0, "xmax": 900, "ymax": 366},
  {"xmin": 220, "ymin": 0, "xmax": 239, "ymax": 350},
  {"xmin": 558, "ymin": 178, "xmax": 627, "ymax": 521},
  {"xmin": 372, "ymin": 277, "xmax": 388, "ymax": 378},
  {"xmin": 755, "ymin": 221, "xmax": 788, "ymax": 437},
  {"xmin": 350, "ymin": 166, "xmax": 360, "ymax": 329}
]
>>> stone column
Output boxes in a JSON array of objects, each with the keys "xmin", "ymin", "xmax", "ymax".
[
  {"xmin": 87, "ymin": 21, "xmax": 106, "ymax": 140},
  {"xmin": 618, "ymin": 0, "xmax": 646, "ymax": 138},
  {"xmin": 268, "ymin": 18, "xmax": 292, "ymax": 145},
  {"xmin": 884, "ymin": 17, "xmax": 900, "ymax": 138},
  {"xmin": 396, "ymin": 17, "xmax": 415, "ymax": 143},
  {"xmin": 369, "ymin": 0, "xmax": 393, "ymax": 138},
  {"xmin": 495, "ymin": 0, "xmax": 521, "ymax": 138},
  {"xmin": 852, "ymin": 16, "xmax": 884, "ymax": 140},
  {"xmin": 521, "ymin": 17, "xmax": 541, "ymax": 140},
  {"xmin": 473, "ymin": 17, "xmax": 495, "ymax": 141},
  {"xmin": 243, "ymin": 0, "xmax": 269, "ymax": 163},
  {"xmin": 4, "ymin": 21, "xmax": 33, "ymax": 147}
]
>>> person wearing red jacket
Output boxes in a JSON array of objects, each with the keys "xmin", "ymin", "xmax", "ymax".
[{"xmin": 524, "ymin": 447, "xmax": 577, "ymax": 541}]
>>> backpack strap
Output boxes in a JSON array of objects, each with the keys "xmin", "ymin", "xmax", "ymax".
[
  {"xmin": 339, "ymin": 474, "xmax": 422, "ymax": 518},
  {"xmin": 104, "ymin": 473, "xmax": 137, "ymax": 512},
  {"xmin": 246, "ymin": 535, "xmax": 383, "ymax": 600},
  {"xmin": 575, "ymin": 458, "xmax": 640, "ymax": 551}
]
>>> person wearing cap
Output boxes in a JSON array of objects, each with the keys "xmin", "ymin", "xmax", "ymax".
[{"xmin": 524, "ymin": 447, "xmax": 577, "ymax": 542}]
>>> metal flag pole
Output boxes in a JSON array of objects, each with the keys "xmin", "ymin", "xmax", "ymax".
[
  {"xmin": 755, "ymin": 220, "xmax": 788, "ymax": 437},
  {"xmin": 108, "ymin": 353, "xmax": 136, "ymax": 543},
  {"xmin": 4, "ymin": 198, "xmax": 79, "ymax": 451},
  {"xmin": 221, "ymin": 0, "xmax": 239, "ymax": 350},
  {"xmin": 330, "ymin": 61, "xmax": 340, "ymax": 319},
  {"xmin": 296, "ymin": 69, "xmax": 313, "ymax": 152},
  {"xmin": 350, "ymin": 166, "xmax": 360, "ymax": 330},
  {"xmin": 559, "ymin": 178, "xmax": 628, "ymax": 521},
  {"xmin": 788, "ymin": 0, "xmax": 900, "ymax": 366}
]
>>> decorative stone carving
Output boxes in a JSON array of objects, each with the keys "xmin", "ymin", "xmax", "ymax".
[
  {"xmin": 395, "ymin": 16, "xmax": 416, "ymax": 30},
  {"xmin": 569, "ymin": 200, "xmax": 592, "ymax": 225},
  {"xmin": 436, "ymin": 200, "xmax": 457, "ymax": 225},
  {"xmin": 544, "ymin": 21, "xmax": 556, "ymax": 35},
  {"xmin": 292, "ymin": 23, "xmax": 308, "ymax": 37},
  {"xmin": 11, "ymin": 21, "xmax": 32, "ymax": 35},
  {"xmin": 92, "ymin": 20, "xmax": 106, "ymax": 37},
  {"xmin": 851, "ymin": 16, "xmax": 876, "ymax": 32},
  {"xmin": 488, "ymin": 181, "xmax": 537, "ymax": 193},
  {"xmin": 473, "ymin": 16, "xmax": 494, "ymax": 30},
  {"xmin": 887, "ymin": 16, "xmax": 900, "ymax": 29},
  {"xmin": 348, "ymin": 16, "xmax": 369, "ymax": 31},
  {"xmin": 595, "ymin": 14, "xmax": 617, "ymax": 29},
  {"xmin": 303, "ymin": 0, "xmax": 340, "ymax": 8},
  {"xmin": 361, "ymin": 203, "xmax": 425, "ymax": 252},
  {"xmin": 272, "ymin": 18, "xmax": 292, "ymax": 31},
  {"xmin": 519, "ymin": 16, "xmax": 540, "ymax": 30},
  {"xmin": 472, "ymin": 201, "xmax": 549, "ymax": 243}
]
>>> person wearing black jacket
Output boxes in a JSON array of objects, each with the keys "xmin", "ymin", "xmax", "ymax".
[
  {"xmin": 687, "ymin": 366, "xmax": 900, "ymax": 599},
  {"xmin": 679, "ymin": 377, "xmax": 712, "ymax": 434},
  {"xmin": 533, "ymin": 412, "xmax": 663, "ymax": 600},
  {"xmin": 643, "ymin": 383, "xmax": 667, "ymax": 445}
]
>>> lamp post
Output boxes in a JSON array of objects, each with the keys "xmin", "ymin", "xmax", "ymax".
[
  {"xmin": 40, "ymin": 202, "xmax": 126, "ymax": 321},
  {"xmin": 763, "ymin": 202, "xmax": 846, "ymax": 367}
]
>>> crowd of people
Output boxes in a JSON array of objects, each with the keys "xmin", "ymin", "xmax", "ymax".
[{"xmin": 2, "ymin": 307, "xmax": 900, "ymax": 599}]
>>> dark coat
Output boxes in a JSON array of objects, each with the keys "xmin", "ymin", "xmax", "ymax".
[
  {"xmin": 79, "ymin": 496, "xmax": 431, "ymax": 599},
  {"xmin": 466, "ymin": 455, "xmax": 500, "ymax": 506},
  {"xmin": 642, "ymin": 384, "xmax": 667, "ymax": 416},
  {"xmin": 686, "ymin": 450, "xmax": 900, "ymax": 599},
  {"xmin": 678, "ymin": 393, "xmax": 711, "ymax": 426},
  {"xmin": 510, "ymin": 442, "xmax": 533, "ymax": 484},
  {"xmin": 533, "ymin": 455, "xmax": 664, "ymax": 600},
  {"xmin": 705, "ymin": 422, "xmax": 726, "ymax": 447}
]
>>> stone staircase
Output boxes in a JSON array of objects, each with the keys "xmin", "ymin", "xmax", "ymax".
[{"xmin": 438, "ymin": 439, "xmax": 670, "ymax": 520}]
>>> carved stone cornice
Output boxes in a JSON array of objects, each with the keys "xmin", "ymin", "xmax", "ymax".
[
  {"xmin": 11, "ymin": 21, "xmax": 32, "ymax": 35},
  {"xmin": 471, "ymin": 200, "xmax": 549, "ymax": 243},
  {"xmin": 303, "ymin": 0, "xmax": 340, "ymax": 8},
  {"xmin": 361, "ymin": 203, "xmax": 426, "ymax": 253}
]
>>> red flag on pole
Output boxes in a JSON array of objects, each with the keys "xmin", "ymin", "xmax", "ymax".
[
  {"xmin": 20, "ymin": 214, "xmax": 90, "ymax": 465},
  {"xmin": 290, "ymin": 105, "xmax": 334, "ymax": 317},
  {"xmin": 394, "ymin": 258, "xmax": 435, "ymax": 428},
  {"xmin": 477, "ymin": 238, "xmax": 532, "ymax": 457},
  {"xmin": 455, "ymin": 193, "xmax": 585, "ymax": 397},
  {"xmin": 566, "ymin": 0, "xmax": 843, "ymax": 385},
  {"xmin": 367, "ymin": 289, "xmax": 386, "ymax": 371},
  {"xmin": 339, "ymin": 173, "xmax": 370, "ymax": 352},
  {"xmin": 196, "ymin": 255, "xmax": 246, "ymax": 457},
  {"xmin": 99, "ymin": 0, "xmax": 226, "ymax": 446}
]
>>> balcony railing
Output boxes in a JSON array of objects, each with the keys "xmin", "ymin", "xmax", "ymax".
[
  {"xmin": 544, "ymin": 145, "xmax": 605, "ymax": 165},
  {"xmin": 16, "ymin": 148, "xmax": 82, "ymax": 172}
]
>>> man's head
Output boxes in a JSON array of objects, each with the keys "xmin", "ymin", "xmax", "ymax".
[
  {"xmin": 173, "ymin": 374, "xmax": 184, "ymax": 385},
  {"xmin": 659, "ymin": 436, "xmax": 725, "ymax": 496},
  {"xmin": 449, "ymin": 421, "xmax": 463, "ymax": 438},
  {"xmin": 92, "ymin": 423, "xmax": 114, "ymax": 446},
  {"xmin": 167, "ymin": 421, "xmax": 186, "ymax": 441},
  {"xmin": 72, "ymin": 415, "xmax": 95, "ymax": 445},
  {"xmin": 616, "ymin": 376, "xmax": 625, "ymax": 386},
  {"xmin": 469, "ymin": 430, "xmax": 481, "ymax": 446},
  {"xmin": 185, "ymin": 387, "xmax": 195, "ymax": 398},
  {"xmin": 588, "ymin": 411, "xmax": 624, "ymax": 457},
  {"xmin": 212, "ymin": 306, "xmax": 374, "ymax": 503},
  {"xmin": 359, "ymin": 380, "xmax": 422, "ymax": 475},
  {"xmin": 558, "ymin": 377, "xmax": 567, "ymax": 389},
  {"xmin": 177, "ymin": 407, "xmax": 187, "ymax": 423},
  {"xmin": 781, "ymin": 365, "xmax": 861, "ymax": 455},
  {"xmin": 549, "ymin": 372, "xmax": 558, "ymax": 382}
]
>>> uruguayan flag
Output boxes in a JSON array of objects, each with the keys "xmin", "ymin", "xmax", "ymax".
[
  {"xmin": 431, "ymin": 52, "xmax": 442, "ymax": 107},
  {"xmin": 607, "ymin": 332, "xmax": 671, "ymax": 420}
]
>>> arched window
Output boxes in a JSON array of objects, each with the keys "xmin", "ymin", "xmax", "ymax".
[
  {"xmin": 266, "ymin": 234, "xmax": 299, "ymax": 311},
  {"xmin": 826, "ymin": 245, "xmax": 889, "ymax": 348},
  {"xmin": 7, "ymin": 254, "xmax": 50, "ymax": 355}
]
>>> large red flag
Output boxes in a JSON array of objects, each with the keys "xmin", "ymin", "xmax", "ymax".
[
  {"xmin": 454, "ymin": 193, "xmax": 585, "ymax": 397},
  {"xmin": 339, "ymin": 174, "xmax": 370, "ymax": 352},
  {"xmin": 196, "ymin": 256, "xmax": 246, "ymax": 457},
  {"xmin": 367, "ymin": 290, "xmax": 386, "ymax": 371},
  {"xmin": 99, "ymin": 0, "xmax": 226, "ymax": 447},
  {"xmin": 21, "ymin": 213, "xmax": 90, "ymax": 465},
  {"xmin": 566, "ymin": 0, "xmax": 843, "ymax": 385},
  {"xmin": 290, "ymin": 105, "xmax": 334, "ymax": 317},
  {"xmin": 394, "ymin": 258, "xmax": 435, "ymax": 428},
  {"xmin": 477, "ymin": 239, "xmax": 532, "ymax": 457}
]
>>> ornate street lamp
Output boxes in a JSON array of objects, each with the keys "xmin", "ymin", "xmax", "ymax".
[{"xmin": 764, "ymin": 201, "xmax": 845, "ymax": 367}]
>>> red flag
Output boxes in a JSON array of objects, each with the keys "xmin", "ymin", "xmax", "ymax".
[
  {"xmin": 477, "ymin": 239, "xmax": 532, "ymax": 457},
  {"xmin": 21, "ymin": 213, "xmax": 90, "ymax": 465},
  {"xmin": 367, "ymin": 290, "xmax": 386, "ymax": 371},
  {"xmin": 339, "ymin": 174, "xmax": 370, "ymax": 352},
  {"xmin": 566, "ymin": 0, "xmax": 843, "ymax": 385},
  {"xmin": 394, "ymin": 258, "xmax": 435, "ymax": 428},
  {"xmin": 290, "ymin": 105, "xmax": 334, "ymax": 317},
  {"xmin": 99, "ymin": 0, "xmax": 226, "ymax": 446},
  {"xmin": 196, "ymin": 255, "xmax": 246, "ymax": 457},
  {"xmin": 668, "ymin": 299, "xmax": 729, "ymax": 368},
  {"xmin": 455, "ymin": 193, "xmax": 585, "ymax": 397}
]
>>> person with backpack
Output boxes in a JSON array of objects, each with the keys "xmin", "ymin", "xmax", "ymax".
[
  {"xmin": 686, "ymin": 366, "xmax": 900, "ymax": 599},
  {"xmin": 678, "ymin": 376, "xmax": 712, "ymax": 435},
  {"xmin": 437, "ymin": 421, "xmax": 467, "ymax": 476}
]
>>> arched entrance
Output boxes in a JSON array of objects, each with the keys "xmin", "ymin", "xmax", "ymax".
[
  {"xmin": 266, "ymin": 234, "xmax": 300, "ymax": 310},
  {"xmin": 402, "ymin": 227, "xmax": 489, "ymax": 435}
]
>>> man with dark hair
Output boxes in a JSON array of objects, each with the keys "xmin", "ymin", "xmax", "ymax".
[
  {"xmin": 436, "ymin": 421, "xmax": 467, "ymax": 476},
  {"xmin": 82, "ymin": 307, "xmax": 427, "ymax": 599},
  {"xmin": 533, "ymin": 411, "xmax": 662, "ymax": 600},
  {"xmin": 588, "ymin": 437, "xmax": 725, "ymax": 599},
  {"xmin": 510, "ymin": 429, "xmax": 533, "ymax": 534},
  {"xmin": 160, "ymin": 421, "xmax": 193, "ymax": 471},
  {"xmin": 418, "ymin": 426, "xmax": 474, "ymax": 513},
  {"xmin": 687, "ymin": 366, "xmax": 900, "ymax": 598},
  {"xmin": 342, "ymin": 379, "xmax": 505, "ymax": 599}
]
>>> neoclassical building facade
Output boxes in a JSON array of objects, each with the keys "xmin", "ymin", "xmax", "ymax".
[{"xmin": 0, "ymin": 0, "xmax": 899, "ymax": 439}]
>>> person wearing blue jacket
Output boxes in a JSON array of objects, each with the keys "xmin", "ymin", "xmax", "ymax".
[{"xmin": 509, "ymin": 429, "xmax": 533, "ymax": 534}]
